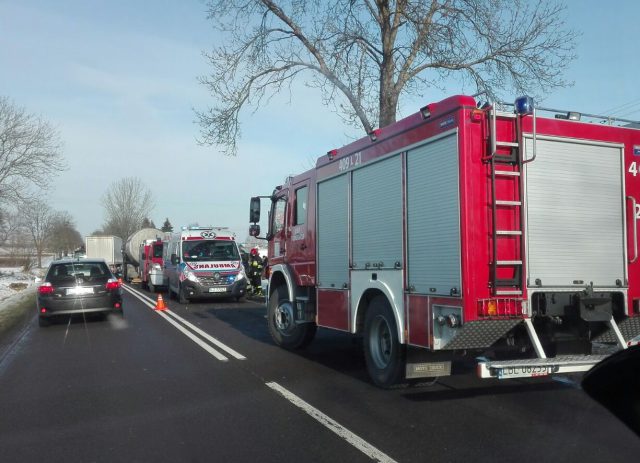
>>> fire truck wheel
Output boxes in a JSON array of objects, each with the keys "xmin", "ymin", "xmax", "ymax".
[
  {"xmin": 363, "ymin": 296, "xmax": 405, "ymax": 388},
  {"xmin": 268, "ymin": 284, "xmax": 316, "ymax": 349}
]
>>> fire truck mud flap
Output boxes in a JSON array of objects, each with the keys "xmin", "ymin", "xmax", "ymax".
[{"xmin": 477, "ymin": 354, "xmax": 610, "ymax": 379}]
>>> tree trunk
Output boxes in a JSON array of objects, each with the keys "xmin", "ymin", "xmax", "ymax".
[{"xmin": 379, "ymin": 84, "xmax": 399, "ymax": 128}]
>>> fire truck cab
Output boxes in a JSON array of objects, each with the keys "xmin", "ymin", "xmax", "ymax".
[{"xmin": 250, "ymin": 94, "xmax": 640, "ymax": 387}]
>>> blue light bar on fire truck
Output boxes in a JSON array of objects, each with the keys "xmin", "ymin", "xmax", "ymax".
[{"xmin": 514, "ymin": 95, "xmax": 535, "ymax": 115}]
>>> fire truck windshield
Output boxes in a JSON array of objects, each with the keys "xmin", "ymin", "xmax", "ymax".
[
  {"xmin": 152, "ymin": 243, "xmax": 163, "ymax": 258},
  {"xmin": 181, "ymin": 240, "xmax": 239, "ymax": 262}
]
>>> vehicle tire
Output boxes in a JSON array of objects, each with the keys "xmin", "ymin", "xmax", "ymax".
[
  {"xmin": 178, "ymin": 284, "xmax": 189, "ymax": 304},
  {"xmin": 363, "ymin": 295, "xmax": 405, "ymax": 388},
  {"xmin": 148, "ymin": 282, "xmax": 155, "ymax": 293},
  {"xmin": 268, "ymin": 284, "xmax": 316, "ymax": 349},
  {"xmin": 38, "ymin": 316, "xmax": 50, "ymax": 327}
]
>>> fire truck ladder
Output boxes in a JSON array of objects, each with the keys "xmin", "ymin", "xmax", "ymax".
[{"xmin": 486, "ymin": 109, "xmax": 531, "ymax": 297}]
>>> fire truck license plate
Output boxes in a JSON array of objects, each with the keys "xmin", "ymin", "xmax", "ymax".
[
  {"xmin": 208, "ymin": 287, "xmax": 227, "ymax": 293},
  {"xmin": 497, "ymin": 366, "xmax": 553, "ymax": 379}
]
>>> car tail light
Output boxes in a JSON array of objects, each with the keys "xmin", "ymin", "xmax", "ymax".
[
  {"xmin": 40, "ymin": 308, "xmax": 47, "ymax": 313},
  {"xmin": 114, "ymin": 302, "xmax": 121, "ymax": 309},
  {"xmin": 38, "ymin": 283, "xmax": 54, "ymax": 295},
  {"xmin": 105, "ymin": 278, "xmax": 120, "ymax": 290}
]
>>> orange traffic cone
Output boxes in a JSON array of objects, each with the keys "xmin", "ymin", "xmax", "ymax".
[{"xmin": 155, "ymin": 294, "xmax": 167, "ymax": 311}]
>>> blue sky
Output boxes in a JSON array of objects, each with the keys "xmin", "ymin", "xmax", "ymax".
[{"xmin": 1, "ymin": 0, "xmax": 639, "ymax": 239}]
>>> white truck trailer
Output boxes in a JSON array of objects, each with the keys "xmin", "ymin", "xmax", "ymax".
[{"xmin": 85, "ymin": 235, "xmax": 124, "ymax": 272}]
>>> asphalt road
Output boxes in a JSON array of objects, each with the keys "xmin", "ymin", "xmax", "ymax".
[{"xmin": 1, "ymin": 285, "xmax": 638, "ymax": 463}]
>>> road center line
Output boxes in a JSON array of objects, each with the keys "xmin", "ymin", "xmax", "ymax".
[
  {"xmin": 265, "ymin": 382, "xmax": 398, "ymax": 463},
  {"xmin": 163, "ymin": 310, "xmax": 246, "ymax": 360},
  {"xmin": 123, "ymin": 286, "xmax": 228, "ymax": 362}
]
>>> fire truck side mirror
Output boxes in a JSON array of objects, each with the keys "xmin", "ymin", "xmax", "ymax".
[
  {"xmin": 249, "ymin": 224, "xmax": 261, "ymax": 237},
  {"xmin": 250, "ymin": 197, "xmax": 261, "ymax": 223}
]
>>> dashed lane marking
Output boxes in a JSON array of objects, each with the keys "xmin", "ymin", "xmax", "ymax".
[
  {"xmin": 123, "ymin": 285, "xmax": 229, "ymax": 361},
  {"xmin": 266, "ymin": 382, "xmax": 398, "ymax": 463}
]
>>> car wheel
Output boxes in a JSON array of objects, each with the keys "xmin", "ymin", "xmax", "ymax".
[
  {"xmin": 363, "ymin": 295, "xmax": 405, "ymax": 388},
  {"xmin": 178, "ymin": 284, "xmax": 189, "ymax": 304},
  {"xmin": 267, "ymin": 284, "xmax": 316, "ymax": 349}
]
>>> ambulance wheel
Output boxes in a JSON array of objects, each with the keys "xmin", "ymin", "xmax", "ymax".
[
  {"xmin": 178, "ymin": 284, "xmax": 189, "ymax": 304},
  {"xmin": 363, "ymin": 296, "xmax": 405, "ymax": 388},
  {"xmin": 268, "ymin": 284, "xmax": 316, "ymax": 349}
]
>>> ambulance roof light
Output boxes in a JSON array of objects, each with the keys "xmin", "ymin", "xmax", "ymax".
[{"xmin": 514, "ymin": 95, "xmax": 534, "ymax": 115}]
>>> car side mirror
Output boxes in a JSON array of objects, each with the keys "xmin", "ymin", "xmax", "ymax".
[{"xmin": 249, "ymin": 224, "xmax": 260, "ymax": 237}]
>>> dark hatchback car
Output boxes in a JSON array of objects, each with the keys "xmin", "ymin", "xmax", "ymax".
[{"xmin": 37, "ymin": 258, "xmax": 123, "ymax": 326}]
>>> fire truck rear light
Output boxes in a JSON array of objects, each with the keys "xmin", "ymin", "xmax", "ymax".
[
  {"xmin": 478, "ymin": 298, "xmax": 523, "ymax": 317},
  {"xmin": 487, "ymin": 300, "xmax": 498, "ymax": 316},
  {"xmin": 514, "ymin": 95, "xmax": 534, "ymax": 115},
  {"xmin": 470, "ymin": 109, "xmax": 483, "ymax": 122}
]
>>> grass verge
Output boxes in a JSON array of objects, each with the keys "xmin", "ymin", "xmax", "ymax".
[{"xmin": 0, "ymin": 290, "xmax": 35, "ymax": 338}]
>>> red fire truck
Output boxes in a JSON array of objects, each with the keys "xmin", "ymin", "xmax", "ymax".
[
  {"xmin": 139, "ymin": 238, "xmax": 165, "ymax": 293},
  {"xmin": 249, "ymin": 94, "xmax": 640, "ymax": 387}
]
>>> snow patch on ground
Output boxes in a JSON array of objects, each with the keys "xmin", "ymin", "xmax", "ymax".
[{"xmin": 0, "ymin": 256, "xmax": 52, "ymax": 312}]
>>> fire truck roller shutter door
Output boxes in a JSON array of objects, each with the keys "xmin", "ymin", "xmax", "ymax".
[
  {"xmin": 406, "ymin": 133, "xmax": 461, "ymax": 295},
  {"xmin": 525, "ymin": 138, "xmax": 625, "ymax": 287},
  {"xmin": 317, "ymin": 173, "xmax": 350, "ymax": 330},
  {"xmin": 317, "ymin": 174, "xmax": 349, "ymax": 290},
  {"xmin": 351, "ymin": 155, "xmax": 403, "ymax": 270}
]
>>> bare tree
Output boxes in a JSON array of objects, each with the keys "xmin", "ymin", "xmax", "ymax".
[
  {"xmin": 101, "ymin": 177, "xmax": 154, "ymax": 242},
  {"xmin": 0, "ymin": 207, "xmax": 21, "ymax": 247},
  {"xmin": 21, "ymin": 199, "xmax": 55, "ymax": 268},
  {"xmin": 198, "ymin": 0, "xmax": 578, "ymax": 155},
  {"xmin": 48, "ymin": 211, "xmax": 83, "ymax": 258},
  {"xmin": 0, "ymin": 97, "xmax": 65, "ymax": 202}
]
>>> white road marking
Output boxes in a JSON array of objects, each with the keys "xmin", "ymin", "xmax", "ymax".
[
  {"xmin": 163, "ymin": 310, "xmax": 246, "ymax": 360},
  {"xmin": 123, "ymin": 286, "xmax": 229, "ymax": 361},
  {"xmin": 265, "ymin": 382, "xmax": 398, "ymax": 463},
  {"xmin": 125, "ymin": 285, "xmax": 395, "ymax": 462}
]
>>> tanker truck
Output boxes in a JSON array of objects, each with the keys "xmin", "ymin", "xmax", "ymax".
[{"xmin": 122, "ymin": 228, "xmax": 163, "ymax": 286}]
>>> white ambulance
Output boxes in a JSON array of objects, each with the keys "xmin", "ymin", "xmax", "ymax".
[{"xmin": 163, "ymin": 226, "xmax": 247, "ymax": 303}]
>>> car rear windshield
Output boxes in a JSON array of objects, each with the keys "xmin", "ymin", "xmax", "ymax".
[{"xmin": 47, "ymin": 262, "xmax": 112, "ymax": 285}]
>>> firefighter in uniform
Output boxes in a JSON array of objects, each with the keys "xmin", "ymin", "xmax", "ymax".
[{"xmin": 248, "ymin": 248, "xmax": 264, "ymax": 295}]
